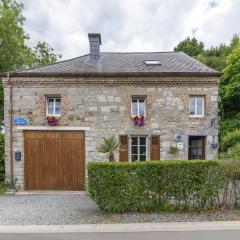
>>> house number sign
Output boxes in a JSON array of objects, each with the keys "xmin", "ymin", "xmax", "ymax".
[{"xmin": 13, "ymin": 116, "xmax": 28, "ymax": 126}]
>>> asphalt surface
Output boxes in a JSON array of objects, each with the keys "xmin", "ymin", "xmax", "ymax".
[{"xmin": 1, "ymin": 231, "xmax": 240, "ymax": 240}]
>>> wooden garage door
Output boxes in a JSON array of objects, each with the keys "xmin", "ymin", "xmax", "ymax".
[{"xmin": 24, "ymin": 131, "xmax": 85, "ymax": 191}]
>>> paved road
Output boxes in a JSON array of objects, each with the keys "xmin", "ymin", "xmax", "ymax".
[{"xmin": 1, "ymin": 231, "xmax": 240, "ymax": 240}]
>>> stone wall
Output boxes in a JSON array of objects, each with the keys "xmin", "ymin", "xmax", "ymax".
[{"xmin": 3, "ymin": 76, "xmax": 220, "ymax": 189}]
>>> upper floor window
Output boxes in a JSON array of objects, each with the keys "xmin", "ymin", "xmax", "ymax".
[
  {"xmin": 131, "ymin": 97, "xmax": 146, "ymax": 117},
  {"xmin": 189, "ymin": 96, "xmax": 204, "ymax": 117},
  {"xmin": 46, "ymin": 97, "xmax": 61, "ymax": 116}
]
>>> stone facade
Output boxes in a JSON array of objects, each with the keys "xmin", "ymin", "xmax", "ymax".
[{"xmin": 3, "ymin": 76, "xmax": 220, "ymax": 190}]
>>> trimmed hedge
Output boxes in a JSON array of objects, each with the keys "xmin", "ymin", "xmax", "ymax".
[{"xmin": 87, "ymin": 160, "xmax": 226, "ymax": 213}]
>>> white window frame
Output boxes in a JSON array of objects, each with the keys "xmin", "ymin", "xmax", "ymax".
[
  {"xmin": 131, "ymin": 97, "xmax": 146, "ymax": 117},
  {"xmin": 46, "ymin": 97, "xmax": 61, "ymax": 117},
  {"xmin": 189, "ymin": 96, "xmax": 205, "ymax": 118},
  {"xmin": 129, "ymin": 135, "xmax": 148, "ymax": 162}
]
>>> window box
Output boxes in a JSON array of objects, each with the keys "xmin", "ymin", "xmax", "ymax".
[
  {"xmin": 133, "ymin": 115, "xmax": 145, "ymax": 126},
  {"xmin": 47, "ymin": 116, "xmax": 59, "ymax": 126}
]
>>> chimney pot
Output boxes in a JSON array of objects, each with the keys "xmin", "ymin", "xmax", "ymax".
[{"xmin": 88, "ymin": 33, "xmax": 101, "ymax": 60}]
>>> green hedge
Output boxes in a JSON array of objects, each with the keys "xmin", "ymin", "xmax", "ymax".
[{"xmin": 87, "ymin": 160, "xmax": 226, "ymax": 213}]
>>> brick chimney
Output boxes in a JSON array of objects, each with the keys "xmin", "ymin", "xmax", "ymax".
[{"xmin": 88, "ymin": 33, "xmax": 101, "ymax": 60}]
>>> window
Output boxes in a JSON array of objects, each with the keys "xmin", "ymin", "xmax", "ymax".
[
  {"xmin": 189, "ymin": 96, "xmax": 204, "ymax": 117},
  {"xmin": 144, "ymin": 60, "xmax": 161, "ymax": 65},
  {"xmin": 130, "ymin": 136, "xmax": 147, "ymax": 162},
  {"xmin": 131, "ymin": 97, "xmax": 146, "ymax": 116},
  {"xmin": 46, "ymin": 97, "xmax": 61, "ymax": 116}
]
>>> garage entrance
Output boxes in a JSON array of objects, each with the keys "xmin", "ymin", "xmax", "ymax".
[{"xmin": 24, "ymin": 131, "xmax": 85, "ymax": 190}]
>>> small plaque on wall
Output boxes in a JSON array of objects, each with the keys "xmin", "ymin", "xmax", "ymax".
[
  {"xmin": 15, "ymin": 151, "xmax": 21, "ymax": 161},
  {"xmin": 176, "ymin": 135, "xmax": 182, "ymax": 142},
  {"xmin": 177, "ymin": 142, "xmax": 184, "ymax": 150}
]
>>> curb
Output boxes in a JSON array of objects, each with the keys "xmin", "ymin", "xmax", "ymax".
[{"xmin": 0, "ymin": 222, "xmax": 240, "ymax": 233}]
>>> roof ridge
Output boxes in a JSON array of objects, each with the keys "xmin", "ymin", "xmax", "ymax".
[{"xmin": 100, "ymin": 51, "xmax": 176, "ymax": 54}]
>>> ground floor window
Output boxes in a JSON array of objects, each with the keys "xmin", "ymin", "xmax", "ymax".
[
  {"xmin": 188, "ymin": 136, "xmax": 206, "ymax": 160},
  {"xmin": 130, "ymin": 136, "xmax": 147, "ymax": 162}
]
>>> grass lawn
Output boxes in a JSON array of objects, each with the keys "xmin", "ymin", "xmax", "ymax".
[{"xmin": 0, "ymin": 181, "xmax": 5, "ymax": 195}]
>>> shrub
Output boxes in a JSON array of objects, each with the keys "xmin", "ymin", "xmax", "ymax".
[
  {"xmin": 226, "ymin": 143, "xmax": 240, "ymax": 160},
  {"xmin": 221, "ymin": 129, "xmax": 240, "ymax": 152},
  {"xmin": 87, "ymin": 160, "xmax": 226, "ymax": 213},
  {"xmin": 0, "ymin": 133, "xmax": 4, "ymax": 182}
]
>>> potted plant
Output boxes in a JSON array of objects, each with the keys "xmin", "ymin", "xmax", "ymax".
[
  {"xmin": 133, "ymin": 115, "xmax": 145, "ymax": 126},
  {"xmin": 47, "ymin": 116, "xmax": 59, "ymax": 126}
]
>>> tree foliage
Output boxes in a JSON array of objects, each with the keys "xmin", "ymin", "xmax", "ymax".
[
  {"xmin": 174, "ymin": 37, "xmax": 204, "ymax": 57},
  {"xmin": 97, "ymin": 135, "xmax": 119, "ymax": 162},
  {"xmin": 0, "ymin": 0, "xmax": 61, "ymax": 123},
  {"xmin": 220, "ymin": 47, "xmax": 240, "ymax": 118},
  {"xmin": 174, "ymin": 34, "xmax": 240, "ymax": 143}
]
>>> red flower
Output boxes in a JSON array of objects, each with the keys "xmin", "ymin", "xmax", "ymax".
[{"xmin": 132, "ymin": 115, "xmax": 145, "ymax": 126}]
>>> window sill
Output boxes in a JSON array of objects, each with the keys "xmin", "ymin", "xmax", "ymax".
[
  {"xmin": 189, "ymin": 116, "xmax": 204, "ymax": 119},
  {"xmin": 46, "ymin": 115, "xmax": 61, "ymax": 118}
]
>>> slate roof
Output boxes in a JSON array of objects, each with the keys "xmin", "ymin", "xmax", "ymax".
[{"xmin": 3, "ymin": 52, "xmax": 221, "ymax": 77}]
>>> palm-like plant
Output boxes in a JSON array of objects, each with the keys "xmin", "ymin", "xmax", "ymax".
[{"xmin": 97, "ymin": 135, "xmax": 119, "ymax": 162}]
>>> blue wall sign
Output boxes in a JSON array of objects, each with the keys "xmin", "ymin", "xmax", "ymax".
[
  {"xmin": 176, "ymin": 135, "xmax": 182, "ymax": 142},
  {"xmin": 13, "ymin": 116, "xmax": 28, "ymax": 126}
]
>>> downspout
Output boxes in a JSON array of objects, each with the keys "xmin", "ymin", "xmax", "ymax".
[{"xmin": 7, "ymin": 72, "xmax": 14, "ymax": 189}]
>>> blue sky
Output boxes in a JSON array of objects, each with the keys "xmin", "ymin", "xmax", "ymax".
[{"xmin": 19, "ymin": 0, "xmax": 240, "ymax": 60}]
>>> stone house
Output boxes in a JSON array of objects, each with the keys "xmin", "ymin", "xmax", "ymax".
[{"xmin": 1, "ymin": 33, "xmax": 221, "ymax": 191}]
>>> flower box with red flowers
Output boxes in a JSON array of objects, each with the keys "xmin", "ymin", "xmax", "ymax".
[
  {"xmin": 133, "ymin": 115, "xmax": 145, "ymax": 126},
  {"xmin": 47, "ymin": 116, "xmax": 59, "ymax": 126}
]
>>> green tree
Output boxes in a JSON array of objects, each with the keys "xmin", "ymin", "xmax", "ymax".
[
  {"xmin": 28, "ymin": 41, "xmax": 62, "ymax": 67},
  {"xmin": 97, "ymin": 135, "xmax": 119, "ymax": 162},
  {"xmin": 174, "ymin": 37, "xmax": 204, "ymax": 57},
  {"xmin": 0, "ymin": 0, "xmax": 61, "ymax": 123},
  {"xmin": 220, "ymin": 47, "xmax": 240, "ymax": 118},
  {"xmin": 196, "ymin": 44, "xmax": 231, "ymax": 71},
  {"xmin": 220, "ymin": 47, "xmax": 240, "ymax": 138}
]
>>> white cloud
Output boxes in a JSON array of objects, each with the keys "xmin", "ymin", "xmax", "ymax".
[{"xmin": 19, "ymin": 0, "xmax": 240, "ymax": 60}]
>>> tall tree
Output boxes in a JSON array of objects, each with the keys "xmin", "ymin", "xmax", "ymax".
[
  {"xmin": 0, "ymin": 0, "xmax": 61, "ymax": 123},
  {"xmin": 219, "ymin": 46, "xmax": 240, "ymax": 137},
  {"xmin": 28, "ymin": 41, "xmax": 62, "ymax": 68},
  {"xmin": 174, "ymin": 37, "xmax": 204, "ymax": 57}
]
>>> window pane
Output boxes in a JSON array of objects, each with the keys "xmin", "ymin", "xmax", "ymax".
[
  {"xmin": 189, "ymin": 97, "xmax": 195, "ymax": 115},
  {"xmin": 140, "ymin": 146, "xmax": 146, "ymax": 155},
  {"xmin": 131, "ymin": 137, "xmax": 138, "ymax": 145},
  {"xmin": 139, "ymin": 100, "xmax": 145, "ymax": 115},
  {"xmin": 55, "ymin": 107, "xmax": 61, "ymax": 115},
  {"xmin": 197, "ymin": 97, "xmax": 203, "ymax": 115},
  {"xmin": 140, "ymin": 137, "xmax": 146, "ymax": 145},
  {"xmin": 48, "ymin": 98, "xmax": 54, "ymax": 107},
  {"xmin": 131, "ymin": 146, "xmax": 138, "ymax": 154},
  {"xmin": 48, "ymin": 106, "xmax": 54, "ymax": 115},
  {"xmin": 131, "ymin": 155, "xmax": 138, "ymax": 162},
  {"xmin": 140, "ymin": 155, "xmax": 146, "ymax": 161},
  {"xmin": 132, "ymin": 100, "xmax": 138, "ymax": 116},
  {"xmin": 55, "ymin": 99, "xmax": 61, "ymax": 107}
]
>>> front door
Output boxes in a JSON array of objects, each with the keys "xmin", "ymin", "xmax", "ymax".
[{"xmin": 188, "ymin": 136, "xmax": 206, "ymax": 160}]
